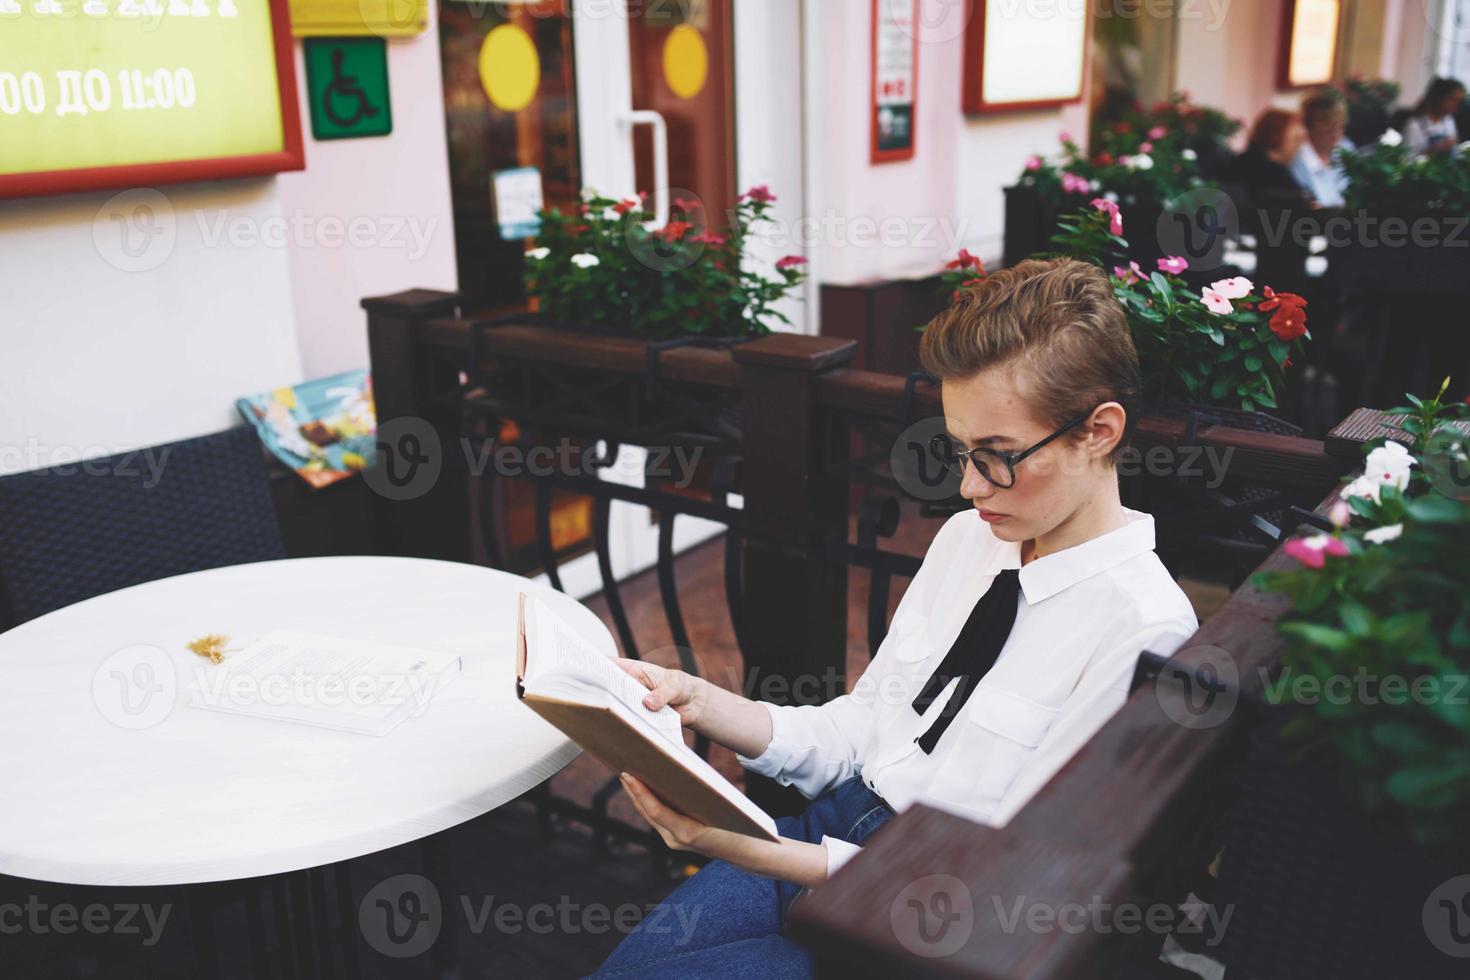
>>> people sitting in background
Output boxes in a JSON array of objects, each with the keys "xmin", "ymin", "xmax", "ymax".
[
  {"xmin": 1223, "ymin": 108, "xmax": 1312, "ymax": 206},
  {"xmin": 1404, "ymin": 77, "xmax": 1466, "ymax": 156},
  {"xmin": 1291, "ymin": 90, "xmax": 1353, "ymax": 208}
]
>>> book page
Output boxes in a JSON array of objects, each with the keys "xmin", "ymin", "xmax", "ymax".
[{"xmin": 525, "ymin": 596, "xmax": 684, "ymax": 746}]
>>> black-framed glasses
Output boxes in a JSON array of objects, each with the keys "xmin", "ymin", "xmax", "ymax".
[{"xmin": 928, "ymin": 412, "xmax": 1092, "ymax": 489}]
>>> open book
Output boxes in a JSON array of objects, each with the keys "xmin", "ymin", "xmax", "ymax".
[{"xmin": 515, "ymin": 593, "xmax": 779, "ymax": 842}]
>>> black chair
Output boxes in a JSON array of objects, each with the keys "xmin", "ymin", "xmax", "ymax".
[{"xmin": 0, "ymin": 425, "xmax": 285, "ymax": 626}]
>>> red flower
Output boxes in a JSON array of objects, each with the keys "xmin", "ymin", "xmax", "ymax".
[
  {"xmin": 1095, "ymin": 152, "xmax": 1115, "ymax": 166},
  {"xmin": 654, "ymin": 220, "xmax": 693, "ymax": 243},
  {"xmin": 613, "ymin": 198, "xmax": 640, "ymax": 215},
  {"xmin": 945, "ymin": 248, "xmax": 984, "ymax": 271},
  {"xmin": 569, "ymin": 224, "xmax": 591, "ymax": 234},
  {"xmin": 1259, "ymin": 286, "xmax": 1308, "ymax": 311},
  {"xmin": 776, "ymin": 255, "xmax": 808, "ymax": 270},
  {"xmin": 673, "ymin": 196, "xmax": 702, "ymax": 213},
  {"xmin": 691, "ymin": 231, "xmax": 726, "ymax": 245},
  {"xmin": 1269, "ymin": 306, "xmax": 1307, "ymax": 341},
  {"xmin": 740, "ymin": 185, "xmax": 776, "ymax": 204}
]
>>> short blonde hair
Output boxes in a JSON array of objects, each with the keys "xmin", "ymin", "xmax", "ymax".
[{"xmin": 918, "ymin": 257, "xmax": 1140, "ymax": 456}]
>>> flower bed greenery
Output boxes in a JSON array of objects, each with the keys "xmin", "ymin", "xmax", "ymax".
[
  {"xmin": 1254, "ymin": 380, "xmax": 1470, "ymax": 859},
  {"xmin": 1341, "ymin": 131, "xmax": 1470, "ymax": 216},
  {"xmin": 523, "ymin": 186, "xmax": 807, "ymax": 339},
  {"xmin": 1048, "ymin": 202, "xmax": 1308, "ymax": 412}
]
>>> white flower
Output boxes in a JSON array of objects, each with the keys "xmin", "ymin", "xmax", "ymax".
[
  {"xmin": 1328, "ymin": 500, "xmax": 1352, "ymax": 527},
  {"xmin": 1364, "ymin": 523, "xmax": 1404, "ymax": 545},
  {"xmin": 526, "ymin": 247, "xmax": 550, "ymax": 261},
  {"xmin": 1130, "ymin": 153, "xmax": 1155, "ymax": 171},
  {"xmin": 1182, "ymin": 148, "xmax": 1198, "ymax": 161},
  {"xmin": 602, "ymin": 207, "xmax": 620, "ymax": 221},
  {"xmin": 1379, "ymin": 128, "xmax": 1403, "ymax": 147},
  {"xmin": 570, "ymin": 253, "xmax": 600, "ymax": 269},
  {"xmin": 1342, "ymin": 474, "xmax": 1383, "ymax": 504},
  {"xmin": 1364, "ymin": 441, "xmax": 1414, "ymax": 493},
  {"xmin": 580, "ymin": 187, "xmax": 600, "ymax": 201},
  {"xmin": 1089, "ymin": 179, "xmax": 1102, "ymax": 191},
  {"xmin": 1103, "ymin": 191, "xmax": 1119, "ymax": 203},
  {"xmin": 1210, "ymin": 276, "xmax": 1254, "ymax": 300}
]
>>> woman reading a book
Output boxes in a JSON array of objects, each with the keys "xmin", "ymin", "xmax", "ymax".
[{"xmin": 593, "ymin": 258, "xmax": 1199, "ymax": 977}]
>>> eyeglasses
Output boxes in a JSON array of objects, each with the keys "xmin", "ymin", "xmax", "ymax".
[{"xmin": 927, "ymin": 413, "xmax": 1092, "ymax": 489}]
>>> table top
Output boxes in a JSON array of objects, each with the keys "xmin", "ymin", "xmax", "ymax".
[{"xmin": 0, "ymin": 556, "xmax": 615, "ymax": 887}]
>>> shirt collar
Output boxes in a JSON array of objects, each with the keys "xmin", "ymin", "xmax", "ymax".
[{"xmin": 991, "ymin": 508, "xmax": 1157, "ymax": 604}]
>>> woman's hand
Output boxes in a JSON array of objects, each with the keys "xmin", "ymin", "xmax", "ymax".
[
  {"xmin": 614, "ymin": 658, "xmax": 708, "ymax": 727},
  {"xmin": 618, "ymin": 773, "xmax": 830, "ymax": 889}
]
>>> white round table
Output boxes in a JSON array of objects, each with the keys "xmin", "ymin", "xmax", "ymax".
[{"xmin": 0, "ymin": 556, "xmax": 614, "ymax": 886}]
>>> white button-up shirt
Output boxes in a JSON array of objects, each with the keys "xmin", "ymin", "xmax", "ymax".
[{"xmin": 738, "ymin": 507, "xmax": 1198, "ymax": 877}]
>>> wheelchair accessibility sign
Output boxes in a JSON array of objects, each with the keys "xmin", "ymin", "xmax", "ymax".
[{"xmin": 305, "ymin": 38, "xmax": 393, "ymax": 141}]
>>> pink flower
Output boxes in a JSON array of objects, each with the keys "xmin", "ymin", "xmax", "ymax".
[
  {"xmin": 1158, "ymin": 255, "xmax": 1189, "ymax": 274},
  {"xmin": 1148, "ymin": 126, "xmax": 1167, "ymax": 139},
  {"xmin": 776, "ymin": 255, "xmax": 808, "ymax": 270},
  {"xmin": 1090, "ymin": 198, "xmax": 1123, "ymax": 236},
  {"xmin": 1200, "ymin": 286, "xmax": 1233, "ymax": 315},
  {"xmin": 741, "ymin": 185, "xmax": 776, "ymax": 204},
  {"xmin": 1283, "ymin": 534, "xmax": 1350, "ymax": 569},
  {"xmin": 1209, "ymin": 276, "xmax": 1253, "ymax": 300},
  {"xmin": 1139, "ymin": 141, "xmax": 1154, "ymax": 153},
  {"xmin": 1113, "ymin": 261, "xmax": 1144, "ymax": 284},
  {"xmin": 1061, "ymin": 171, "xmax": 1090, "ymax": 194},
  {"xmin": 1025, "ymin": 155, "xmax": 1043, "ymax": 171},
  {"xmin": 1059, "ymin": 130, "xmax": 1074, "ymax": 144},
  {"xmin": 673, "ymin": 196, "xmax": 702, "ymax": 213}
]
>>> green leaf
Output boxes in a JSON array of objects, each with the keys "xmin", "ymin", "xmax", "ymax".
[{"xmin": 1245, "ymin": 354, "xmax": 1263, "ymax": 372}]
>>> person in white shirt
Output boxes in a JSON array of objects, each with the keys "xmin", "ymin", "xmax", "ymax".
[
  {"xmin": 1290, "ymin": 90, "xmax": 1354, "ymax": 208},
  {"xmin": 593, "ymin": 258, "xmax": 1199, "ymax": 978},
  {"xmin": 1404, "ymin": 77, "xmax": 1466, "ymax": 157}
]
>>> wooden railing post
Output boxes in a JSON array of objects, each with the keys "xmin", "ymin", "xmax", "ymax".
[
  {"xmin": 734, "ymin": 334, "xmax": 857, "ymax": 811},
  {"xmin": 361, "ymin": 289, "xmax": 471, "ymax": 563}
]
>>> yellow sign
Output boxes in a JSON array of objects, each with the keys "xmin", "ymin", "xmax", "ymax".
[
  {"xmin": 479, "ymin": 23, "xmax": 540, "ymax": 113},
  {"xmin": 288, "ymin": 0, "xmax": 429, "ymax": 37},
  {"xmin": 0, "ymin": 0, "xmax": 295, "ymax": 194}
]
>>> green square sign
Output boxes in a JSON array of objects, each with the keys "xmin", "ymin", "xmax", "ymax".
[{"xmin": 304, "ymin": 38, "xmax": 393, "ymax": 141}]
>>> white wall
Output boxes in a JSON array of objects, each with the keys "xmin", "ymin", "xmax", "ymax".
[
  {"xmin": 277, "ymin": 23, "xmax": 459, "ymax": 378},
  {"xmin": 0, "ymin": 179, "xmax": 302, "ymax": 476}
]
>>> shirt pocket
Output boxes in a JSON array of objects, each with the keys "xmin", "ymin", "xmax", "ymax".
[{"xmin": 930, "ymin": 685, "xmax": 1059, "ymax": 814}]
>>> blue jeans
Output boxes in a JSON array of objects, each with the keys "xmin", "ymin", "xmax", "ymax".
[{"xmin": 589, "ymin": 776, "xmax": 895, "ymax": 979}]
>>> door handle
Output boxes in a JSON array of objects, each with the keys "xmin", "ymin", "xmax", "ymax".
[{"xmin": 621, "ymin": 109, "xmax": 670, "ymax": 227}]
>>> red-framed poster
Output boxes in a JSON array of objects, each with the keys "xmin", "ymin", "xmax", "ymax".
[
  {"xmin": 871, "ymin": 0, "xmax": 919, "ymax": 163},
  {"xmin": 962, "ymin": 0, "xmax": 1089, "ymax": 115},
  {"xmin": 0, "ymin": 0, "xmax": 304, "ymax": 200},
  {"xmin": 1278, "ymin": 0, "xmax": 1341, "ymax": 90}
]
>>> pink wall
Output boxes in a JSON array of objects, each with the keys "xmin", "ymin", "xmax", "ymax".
[{"xmin": 277, "ymin": 17, "xmax": 458, "ymax": 379}]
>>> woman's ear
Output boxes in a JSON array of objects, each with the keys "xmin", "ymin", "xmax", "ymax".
[{"xmin": 1086, "ymin": 402, "xmax": 1127, "ymax": 458}]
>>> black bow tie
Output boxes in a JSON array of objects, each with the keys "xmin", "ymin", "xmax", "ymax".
[{"xmin": 910, "ymin": 568, "xmax": 1023, "ymax": 754}]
